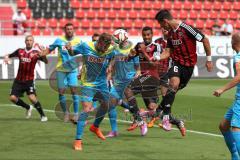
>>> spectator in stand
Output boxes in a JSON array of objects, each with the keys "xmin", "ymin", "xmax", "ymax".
[
  {"xmin": 12, "ymin": 9, "xmax": 27, "ymax": 35},
  {"xmin": 212, "ymin": 20, "xmax": 221, "ymax": 36},
  {"xmin": 221, "ymin": 20, "xmax": 233, "ymax": 36}
]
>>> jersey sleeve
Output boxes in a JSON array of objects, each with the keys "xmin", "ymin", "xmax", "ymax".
[
  {"xmin": 9, "ymin": 49, "xmax": 20, "ymax": 58},
  {"xmin": 133, "ymin": 56, "xmax": 140, "ymax": 66},
  {"xmin": 180, "ymin": 22, "xmax": 205, "ymax": 42},
  {"xmin": 49, "ymin": 39, "xmax": 61, "ymax": 52},
  {"xmin": 72, "ymin": 42, "xmax": 86, "ymax": 55}
]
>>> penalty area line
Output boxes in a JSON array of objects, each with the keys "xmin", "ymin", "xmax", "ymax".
[{"xmin": 0, "ymin": 104, "xmax": 223, "ymax": 138}]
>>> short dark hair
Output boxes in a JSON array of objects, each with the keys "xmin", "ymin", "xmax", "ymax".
[
  {"xmin": 155, "ymin": 9, "xmax": 173, "ymax": 22},
  {"xmin": 64, "ymin": 23, "xmax": 73, "ymax": 29},
  {"xmin": 92, "ymin": 33, "xmax": 100, "ymax": 38},
  {"xmin": 99, "ymin": 33, "xmax": 112, "ymax": 44},
  {"xmin": 142, "ymin": 26, "xmax": 153, "ymax": 33}
]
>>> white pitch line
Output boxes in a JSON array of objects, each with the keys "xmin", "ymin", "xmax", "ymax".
[{"xmin": 0, "ymin": 104, "xmax": 223, "ymax": 138}]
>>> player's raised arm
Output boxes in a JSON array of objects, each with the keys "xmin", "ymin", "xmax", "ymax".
[
  {"xmin": 4, "ymin": 49, "xmax": 20, "ymax": 64},
  {"xmin": 202, "ymin": 36, "xmax": 213, "ymax": 72}
]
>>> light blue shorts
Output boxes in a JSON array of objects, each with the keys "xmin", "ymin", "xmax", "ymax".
[
  {"xmin": 110, "ymin": 81, "xmax": 131, "ymax": 100},
  {"xmin": 224, "ymin": 99, "xmax": 240, "ymax": 128},
  {"xmin": 56, "ymin": 71, "xmax": 78, "ymax": 89}
]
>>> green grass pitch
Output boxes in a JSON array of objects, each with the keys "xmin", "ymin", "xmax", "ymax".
[{"xmin": 0, "ymin": 79, "xmax": 235, "ymax": 159}]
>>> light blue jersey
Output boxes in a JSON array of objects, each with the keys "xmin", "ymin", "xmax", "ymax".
[
  {"xmin": 49, "ymin": 36, "xmax": 81, "ymax": 72},
  {"xmin": 233, "ymin": 52, "xmax": 240, "ymax": 98}
]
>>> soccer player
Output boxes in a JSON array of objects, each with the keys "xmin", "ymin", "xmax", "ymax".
[
  {"xmin": 42, "ymin": 23, "xmax": 81, "ymax": 122},
  {"xmin": 213, "ymin": 32, "xmax": 240, "ymax": 160},
  {"xmin": 92, "ymin": 33, "xmax": 100, "ymax": 42},
  {"xmin": 4, "ymin": 35, "xmax": 48, "ymax": 121},
  {"xmin": 105, "ymin": 29, "xmax": 147, "ymax": 137},
  {"xmin": 67, "ymin": 33, "xmax": 116, "ymax": 151},
  {"xmin": 154, "ymin": 9, "xmax": 213, "ymax": 131}
]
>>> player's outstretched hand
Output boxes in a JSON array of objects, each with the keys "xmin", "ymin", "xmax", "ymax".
[
  {"xmin": 206, "ymin": 61, "xmax": 213, "ymax": 72},
  {"xmin": 213, "ymin": 89, "xmax": 224, "ymax": 97},
  {"xmin": 3, "ymin": 55, "xmax": 11, "ymax": 64}
]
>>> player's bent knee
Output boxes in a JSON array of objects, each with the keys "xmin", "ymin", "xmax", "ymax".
[{"xmin": 9, "ymin": 95, "xmax": 18, "ymax": 103}]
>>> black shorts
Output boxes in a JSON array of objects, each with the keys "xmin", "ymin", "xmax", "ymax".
[
  {"xmin": 168, "ymin": 62, "xmax": 194, "ymax": 90},
  {"xmin": 10, "ymin": 80, "xmax": 36, "ymax": 97},
  {"xmin": 159, "ymin": 72, "xmax": 169, "ymax": 87},
  {"xmin": 129, "ymin": 75, "xmax": 160, "ymax": 107}
]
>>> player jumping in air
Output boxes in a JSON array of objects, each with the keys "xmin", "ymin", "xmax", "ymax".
[
  {"xmin": 154, "ymin": 9, "xmax": 213, "ymax": 131},
  {"xmin": 4, "ymin": 35, "xmax": 48, "ymax": 121},
  {"xmin": 214, "ymin": 32, "xmax": 240, "ymax": 160}
]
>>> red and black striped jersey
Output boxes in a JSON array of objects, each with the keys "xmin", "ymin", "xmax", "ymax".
[
  {"xmin": 154, "ymin": 37, "xmax": 169, "ymax": 77},
  {"xmin": 167, "ymin": 22, "xmax": 205, "ymax": 67},
  {"xmin": 9, "ymin": 47, "xmax": 43, "ymax": 81},
  {"xmin": 135, "ymin": 42, "xmax": 161, "ymax": 79}
]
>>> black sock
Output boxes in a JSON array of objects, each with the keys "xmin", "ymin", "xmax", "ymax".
[
  {"xmin": 128, "ymin": 96, "xmax": 141, "ymax": 121},
  {"xmin": 162, "ymin": 89, "xmax": 176, "ymax": 115},
  {"xmin": 169, "ymin": 114, "xmax": 180, "ymax": 125},
  {"xmin": 16, "ymin": 98, "xmax": 30, "ymax": 110},
  {"xmin": 34, "ymin": 101, "xmax": 45, "ymax": 117}
]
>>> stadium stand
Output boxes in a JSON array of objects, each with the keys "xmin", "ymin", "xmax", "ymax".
[{"xmin": 0, "ymin": 0, "xmax": 239, "ymax": 36}]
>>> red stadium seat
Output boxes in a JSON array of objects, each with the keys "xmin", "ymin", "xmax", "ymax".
[
  {"xmin": 76, "ymin": 28, "xmax": 84, "ymax": 35},
  {"xmin": 53, "ymin": 28, "xmax": 63, "ymax": 35},
  {"xmin": 134, "ymin": 19, "xmax": 143, "ymax": 29},
  {"xmin": 76, "ymin": 10, "xmax": 85, "ymax": 19},
  {"xmin": 235, "ymin": 21, "xmax": 240, "ymax": 29},
  {"xmin": 86, "ymin": 29, "xmax": 94, "ymax": 36},
  {"xmin": 96, "ymin": 10, "xmax": 106, "ymax": 19},
  {"xmin": 189, "ymin": 10, "xmax": 197, "ymax": 20},
  {"xmin": 81, "ymin": 19, "xmax": 90, "ymax": 29},
  {"xmin": 173, "ymin": 1, "xmax": 182, "ymax": 10},
  {"xmin": 179, "ymin": 10, "xmax": 188, "ymax": 20},
  {"xmin": 91, "ymin": 0, "xmax": 101, "ymax": 10},
  {"xmin": 219, "ymin": 11, "xmax": 228, "ymax": 20},
  {"xmin": 129, "ymin": 29, "xmax": 139, "ymax": 36},
  {"xmin": 70, "ymin": 0, "xmax": 80, "ymax": 9},
  {"xmin": 71, "ymin": 19, "xmax": 80, "ymax": 28},
  {"xmin": 138, "ymin": 10, "xmax": 148, "ymax": 19},
  {"xmin": 205, "ymin": 20, "xmax": 214, "ymax": 29},
  {"xmin": 37, "ymin": 18, "xmax": 47, "ymax": 28},
  {"xmin": 129, "ymin": 10, "xmax": 137, "ymax": 19},
  {"xmin": 123, "ymin": 19, "xmax": 132, "ymax": 29},
  {"xmin": 107, "ymin": 10, "xmax": 117, "ymax": 19},
  {"xmin": 17, "ymin": 0, "xmax": 27, "ymax": 9},
  {"xmin": 142, "ymin": 1, "xmax": 152, "ymax": 10},
  {"xmin": 171, "ymin": 10, "xmax": 178, "ymax": 19},
  {"xmin": 199, "ymin": 11, "xmax": 208, "ymax": 20},
  {"xmin": 229, "ymin": 11, "xmax": 238, "ymax": 20},
  {"xmin": 133, "ymin": 1, "xmax": 142, "ymax": 10},
  {"xmin": 81, "ymin": 0, "xmax": 90, "ymax": 9},
  {"xmin": 203, "ymin": 29, "xmax": 211, "ymax": 36},
  {"xmin": 153, "ymin": 29, "xmax": 161, "ymax": 36},
  {"xmin": 203, "ymin": 1, "xmax": 212, "ymax": 11},
  {"xmin": 42, "ymin": 28, "xmax": 51, "ymax": 36},
  {"xmin": 92, "ymin": 19, "xmax": 101, "ymax": 29},
  {"xmin": 185, "ymin": 19, "xmax": 194, "ymax": 26},
  {"xmin": 59, "ymin": 18, "xmax": 68, "ymax": 28},
  {"xmin": 195, "ymin": 20, "xmax": 204, "ymax": 29},
  {"xmin": 102, "ymin": 1, "xmax": 111, "ymax": 10},
  {"xmin": 233, "ymin": 2, "xmax": 240, "ymax": 11},
  {"xmin": 48, "ymin": 18, "xmax": 58, "ymax": 28},
  {"xmin": 31, "ymin": 28, "xmax": 41, "ymax": 35},
  {"xmin": 192, "ymin": 1, "xmax": 202, "ymax": 10},
  {"xmin": 163, "ymin": 1, "xmax": 172, "ymax": 10},
  {"xmin": 22, "ymin": 8, "xmax": 31, "ymax": 19},
  {"xmin": 182, "ymin": 1, "xmax": 192, "ymax": 10},
  {"xmin": 118, "ymin": 10, "xmax": 127, "ymax": 19},
  {"xmin": 123, "ymin": 1, "xmax": 132, "ymax": 10},
  {"xmin": 154, "ymin": 21, "xmax": 160, "ymax": 29},
  {"xmin": 102, "ymin": 19, "xmax": 111, "ymax": 28},
  {"xmin": 152, "ymin": 1, "xmax": 162, "ymax": 10},
  {"xmin": 27, "ymin": 20, "xmax": 35, "ymax": 28},
  {"xmin": 213, "ymin": 2, "xmax": 222, "ymax": 11},
  {"xmin": 112, "ymin": 1, "xmax": 121, "ymax": 10},
  {"xmin": 209, "ymin": 11, "xmax": 218, "ymax": 20},
  {"xmin": 145, "ymin": 19, "xmax": 153, "ymax": 27},
  {"xmin": 86, "ymin": 10, "xmax": 96, "ymax": 19},
  {"xmin": 113, "ymin": 19, "xmax": 122, "ymax": 29},
  {"xmin": 222, "ymin": 1, "xmax": 231, "ymax": 11}
]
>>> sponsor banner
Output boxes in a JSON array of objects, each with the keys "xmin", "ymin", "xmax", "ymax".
[{"xmin": 0, "ymin": 56, "xmax": 235, "ymax": 80}]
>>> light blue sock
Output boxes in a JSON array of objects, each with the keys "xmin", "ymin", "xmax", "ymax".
[
  {"xmin": 93, "ymin": 104, "xmax": 107, "ymax": 127},
  {"xmin": 76, "ymin": 112, "xmax": 88, "ymax": 139},
  {"xmin": 72, "ymin": 95, "xmax": 79, "ymax": 115},
  {"xmin": 59, "ymin": 94, "xmax": 67, "ymax": 113},
  {"xmin": 223, "ymin": 131, "xmax": 240, "ymax": 160},
  {"xmin": 108, "ymin": 107, "xmax": 118, "ymax": 132}
]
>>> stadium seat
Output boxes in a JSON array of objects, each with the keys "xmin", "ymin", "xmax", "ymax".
[
  {"xmin": 112, "ymin": 1, "xmax": 121, "ymax": 10},
  {"xmin": 86, "ymin": 10, "xmax": 95, "ymax": 19},
  {"xmin": 145, "ymin": 19, "xmax": 153, "ymax": 27},
  {"xmin": 61, "ymin": 0, "xmax": 69, "ymax": 9},
  {"xmin": 92, "ymin": 19, "xmax": 101, "ymax": 29},
  {"xmin": 96, "ymin": 10, "xmax": 106, "ymax": 19},
  {"xmin": 81, "ymin": 19, "xmax": 90, "ymax": 29},
  {"xmin": 203, "ymin": 1, "xmax": 212, "ymax": 11},
  {"xmin": 59, "ymin": 18, "xmax": 68, "ymax": 28},
  {"xmin": 199, "ymin": 11, "xmax": 208, "ymax": 20},
  {"xmin": 53, "ymin": 28, "xmax": 63, "ymax": 35},
  {"xmin": 86, "ymin": 29, "xmax": 94, "ymax": 36},
  {"xmin": 42, "ymin": 28, "xmax": 51, "ymax": 35},
  {"xmin": 102, "ymin": 19, "xmax": 111, "ymax": 28},
  {"xmin": 179, "ymin": 10, "xmax": 188, "ymax": 20},
  {"xmin": 118, "ymin": 10, "xmax": 127, "ymax": 19},
  {"xmin": 213, "ymin": 2, "xmax": 222, "ymax": 11},
  {"xmin": 91, "ymin": 0, "xmax": 101, "ymax": 10},
  {"xmin": 33, "ymin": 8, "xmax": 42, "ymax": 19},
  {"xmin": 113, "ymin": 19, "xmax": 122, "ymax": 29},
  {"xmin": 229, "ymin": 11, "xmax": 238, "ymax": 20},
  {"xmin": 185, "ymin": 19, "xmax": 194, "ymax": 26},
  {"xmin": 163, "ymin": 1, "xmax": 172, "ymax": 10},
  {"xmin": 28, "ymin": 0, "xmax": 37, "ymax": 10},
  {"xmin": 27, "ymin": 20, "xmax": 36, "ymax": 28},
  {"xmin": 81, "ymin": 0, "xmax": 90, "ymax": 10},
  {"xmin": 152, "ymin": 1, "xmax": 162, "ymax": 10},
  {"xmin": 182, "ymin": 1, "xmax": 192, "ymax": 10},
  {"xmin": 148, "ymin": 10, "xmax": 156, "ymax": 19},
  {"xmin": 204, "ymin": 29, "xmax": 211, "ymax": 36},
  {"xmin": 192, "ymin": 1, "xmax": 202, "ymax": 10},
  {"xmin": 134, "ymin": 19, "xmax": 143, "ymax": 29},
  {"xmin": 233, "ymin": 2, "xmax": 240, "ymax": 11},
  {"xmin": 107, "ymin": 10, "xmax": 117, "ymax": 19},
  {"xmin": 138, "ymin": 10, "xmax": 148, "ymax": 19},
  {"xmin": 71, "ymin": 18, "xmax": 80, "ymax": 28},
  {"xmin": 205, "ymin": 20, "xmax": 214, "ymax": 29},
  {"xmin": 188, "ymin": 10, "xmax": 197, "ymax": 20},
  {"xmin": 50, "ymin": 0, "xmax": 58, "ymax": 10},
  {"xmin": 142, "ymin": 1, "xmax": 152, "ymax": 10},
  {"xmin": 123, "ymin": 19, "xmax": 132, "ymax": 29},
  {"xmin": 195, "ymin": 20, "xmax": 204, "ymax": 29},
  {"xmin": 22, "ymin": 8, "xmax": 31, "ymax": 19},
  {"xmin": 44, "ymin": 9, "xmax": 54, "ymax": 19},
  {"xmin": 133, "ymin": 1, "xmax": 142, "ymax": 10},
  {"xmin": 129, "ymin": 10, "xmax": 137, "ymax": 19},
  {"xmin": 219, "ymin": 11, "xmax": 228, "ymax": 20},
  {"xmin": 173, "ymin": 1, "xmax": 182, "ymax": 10},
  {"xmin": 129, "ymin": 29, "xmax": 139, "ymax": 36},
  {"xmin": 209, "ymin": 11, "xmax": 218, "ymax": 20},
  {"xmin": 102, "ymin": 1, "xmax": 111, "ymax": 10},
  {"xmin": 171, "ymin": 10, "xmax": 178, "ymax": 19},
  {"xmin": 39, "ymin": 0, "xmax": 48, "ymax": 10},
  {"xmin": 31, "ymin": 28, "xmax": 41, "ymax": 35},
  {"xmin": 76, "ymin": 10, "xmax": 85, "ymax": 19},
  {"xmin": 66, "ymin": 8, "xmax": 74, "ymax": 19},
  {"xmin": 70, "ymin": 0, "xmax": 80, "ymax": 9},
  {"xmin": 17, "ymin": 0, "xmax": 27, "ymax": 9},
  {"xmin": 76, "ymin": 28, "xmax": 84, "ymax": 35},
  {"xmin": 37, "ymin": 18, "xmax": 47, "ymax": 28},
  {"xmin": 123, "ymin": 1, "xmax": 132, "ymax": 10},
  {"xmin": 222, "ymin": 1, "xmax": 231, "ymax": 11},
  {"xmin": 48, "ymin": 18, "xmax": 58, "ymax": 28},
  {"xmin": 235, "ymin": 21, "xmax": 240, "ymax": 29},
  {"xmin": 55, "ymin": 9, "xmax": 64, "ymax": 19}
]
